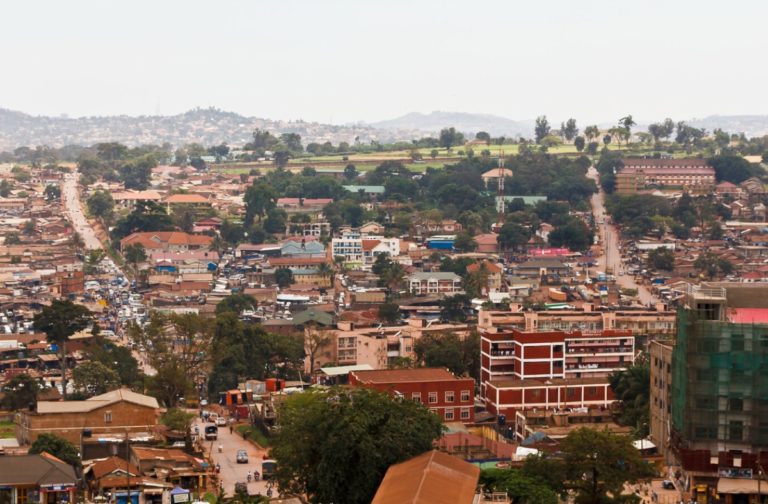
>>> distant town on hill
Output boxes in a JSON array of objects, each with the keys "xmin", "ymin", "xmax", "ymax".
[{"xmin": 2, "ymin": 106, "xmax": 768, "ymax": 150}]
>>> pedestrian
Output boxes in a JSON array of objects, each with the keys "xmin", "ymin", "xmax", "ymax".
[{"xmin": 229, "ymin": 425, "xmax": 233, "ymax": 435}]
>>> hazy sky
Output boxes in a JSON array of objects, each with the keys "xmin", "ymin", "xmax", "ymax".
[{"xmin": 1, "ymin": 0, "xmax": 766, "ymax": 125}]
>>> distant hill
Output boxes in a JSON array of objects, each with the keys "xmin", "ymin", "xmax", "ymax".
[
  {"xmin": 0, "ymin": 107, "xmax": 408, "ymax": 151},
  {"xmin": 687, "ymin": 115, "xmax": 768, "ymax": 138},
  {"xmin": 369, "ymin": 111, "xmax": 534, "ymax": 138}
]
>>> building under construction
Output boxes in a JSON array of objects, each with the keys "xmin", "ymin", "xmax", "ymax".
[{"xmin": 666, "ymin": 285, "xmax": 768, "ymax": 503}]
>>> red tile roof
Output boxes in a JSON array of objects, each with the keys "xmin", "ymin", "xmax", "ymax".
[
  {"xmin": 727, "ymin": 308, "xmax": 768, "ymax": 324},
  {"xmin": 362, "ymin": 239, "xmax": 381, "ymax": 252},
  {"xmin": 120, "ymin": 232, "xmax": 213, "ymax": 249},
  {"xmin": 163, "ymin": 194, "xmax": 209, "ymax": 204}
]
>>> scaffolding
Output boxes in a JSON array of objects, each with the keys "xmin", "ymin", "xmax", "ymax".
[{"xmin": 672, "ymin": 309, "xmax": 768, "ymax": 452}]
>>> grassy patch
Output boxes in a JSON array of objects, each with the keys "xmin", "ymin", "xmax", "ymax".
[
  {"xmin": 236, "ymin": 424, "xmax": 271, "ymax": 448},
  {"xmin": 0, "ymin": 421, "xmax": 15, "ymax": 439}
]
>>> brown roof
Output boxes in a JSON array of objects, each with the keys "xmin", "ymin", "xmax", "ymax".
[
  {"xmin": 0, "ymin": 453, "xmax": 77, "ymax": 486},
  {"xmin": 352, "ymin": 368, "xmax": 465, "ymax": 384},
  {"xmin": 488, "ymin": 376, "xmax": 610, "ymax": 389},
  {"xmin": 268, "ymin": 256, "xmax": 328, "ymax": 266},
  {"xmin": 371, "ymin": 450, "xmax": 480, "ymax": 504},
  {"xmin": 37, "ymin": 388, "xmax": 159, "ymax": 413},
  {"xmin": 362, "ymin": 239, "xmax": 381, "ymax": 252},
  {"xmin": 90, "ymin": 456, "xmax": 140, "ymax": 479},
  {"xmin": 621, "ymin": 158, "xmax": 711, "ymax": 169},
  {"xmin": 467, "ymin": 261, "xmax": 502, "ymax": 274}
]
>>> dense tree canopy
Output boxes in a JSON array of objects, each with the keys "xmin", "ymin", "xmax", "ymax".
[
  {"xmin": 30, "ymin": 434, "xmax": 81, "ymax": 468},
  {"xmin": 272, "ymin": 387, "xmax": 444, "ymax": 504}
]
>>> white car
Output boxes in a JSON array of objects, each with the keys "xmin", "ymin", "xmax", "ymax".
[{"xmin": 216, "ymin": 417, "xmax": 227, "ymax": 427}]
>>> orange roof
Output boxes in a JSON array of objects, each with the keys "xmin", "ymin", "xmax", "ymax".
[
  {"xmin": 268, "ymin": 256, "xmax": 328, "ymax": 266},
  {"xmin": 120, "ymin": 232, "xmax": 213, "ymax": 249},
  {"xmin": 362, "ymin": 239, "xmax": 381, "ymax": 252},
  {"xmin": 163, "ymin": 194, "xmax": 209, "ymax": 204},
  {"xmin": 372, "ymin": 450, "xmax": 480, "ymax": 504}
]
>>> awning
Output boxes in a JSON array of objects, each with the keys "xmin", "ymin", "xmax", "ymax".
[
  {"xmin": 717, "ymin": 478, "xmax": 768, "ymax": 495},
  {"xmin": 632, "ymin": 439, "xmax": 656, "ymax": 450}
]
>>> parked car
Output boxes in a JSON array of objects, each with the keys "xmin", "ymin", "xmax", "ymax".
[
  {"xmin": 236, "ymin": 449, "xmax": 248, "ymax": 464},
  {"xmin": 234, "ymin": 482, "xmax": 248, "ymax": 494},
  {"xmin": 662, "ymin": 480, "xmax": 675, "ymax": 490},
  {"xmin": 216, "ymin": 416, "xmax": 227, "ymax": 427}
]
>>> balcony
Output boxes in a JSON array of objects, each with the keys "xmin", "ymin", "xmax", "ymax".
[{"xmin": 566, "ymin": 362, "xmax": 622, "ymax": 371}]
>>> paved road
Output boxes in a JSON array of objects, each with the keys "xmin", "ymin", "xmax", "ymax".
[
  {"xmin": 588, "ymin": 167, "xmax": 657, "ymax": 306},
  {"xmin": 192, "ymin": 417, "xmax": 273, "ymax": 498},
  {"xmin": 62, "ymin": 170, "xmax": 156, "ymax": 375},
  {"xmin": 62, "ymin": 172, "xmax": 103, "ymax": 250}
]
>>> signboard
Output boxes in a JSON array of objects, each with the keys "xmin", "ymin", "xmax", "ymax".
[
  {"xmin": 718, "ymin": 467, "xmax": 753, "ymax": 479},
  {"xmin": 529, "ymin": 248, "xmax": 571, "ymax": 257}
]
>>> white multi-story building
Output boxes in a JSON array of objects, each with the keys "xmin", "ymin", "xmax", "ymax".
[{"xmin": 331, "ymin": 232, "xmax": 400, "ymax": 265}]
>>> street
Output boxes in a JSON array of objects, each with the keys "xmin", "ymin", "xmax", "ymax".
[
  {"xmin": 62, "ymin": 172, "xmax": 103, "ymax": 250},
  {"xmin": 588, "ymin": 167, "xmax": 657, "ymax": 306},
  {"xmin": 192, "ymin": 417, "xmax": 273, "ymax": 497}
]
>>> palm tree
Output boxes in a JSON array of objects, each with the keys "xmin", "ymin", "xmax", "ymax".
[{"xmin": 316, "ymin": 262, "xmax": 334, "ymax": 281}]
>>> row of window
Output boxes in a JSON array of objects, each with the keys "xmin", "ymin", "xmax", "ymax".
[
  {"xmin": 412, "ymin": 390, "xmax": 471, "ymax": 404},
  {"xmin": 431, "ymin": 408, "xmax": 471, "ymax": 421}
]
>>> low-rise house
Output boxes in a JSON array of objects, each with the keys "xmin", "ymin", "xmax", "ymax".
[
  {"xmin": 112, "ymin": 190, "xmax": 164, "ymax": 210},
  {"xmin": 276, "ymin": 198, "xmax": 333, "ymax": 212},
  {"xmin": 120, "ymin": 232, "xmax": 213, "ymax": 253},
  {"xmin": 17, "ymin": 388, "xmax": 160, "ymax": 447},
  {"xmin": 408, "ymin": 272, "xmax": 463, "ymax": 295},
  {"xmin": 0, "ymin": 453, "xmax": 78, "ymax": 504},
  {"xmin": 372, "ymin": 450, "xmax": 480, "ymax": 504},
  {"xmin": 129, "ymin": 446, "xmax": 210, "ymax": 492},
  {"xmin": 467, "ymin": 261, "xmax": 503, "ymax": 293}
]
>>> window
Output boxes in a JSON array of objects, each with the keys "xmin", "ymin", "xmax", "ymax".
[
  {"xmin": 428, "ymin": 392, "xmax": 438, "ymax": 404},
  {"xmin": 411, "ymin": 393, "xmax": 421, "ymax": 404},
  {"xmin": 567, "ymin": 387, "xmax": 577, "ymax": 398},
  {"xmin": 729, "ymin": 397, "xmax": 744, "ymax": 412},
  {"xmin": 731, "ymin": 334, "xmax": 745, "ymax": 352},
  {"xmin": 460, "ymin": 408, "xmax": 471, "ymax": 420},
  {"xmin": 445, "ymin": 391, "xmax": 454, "ymax": 403},
  {"xmin": 694, "ymin": 426, "xmax": 717, "ymax": 440},
  {"xmin": 553, "ymin": 345, "xmax": 563, "ymax": 353},
  {"xmin": 729, "ymin": 421, "xmax": 744, "ymax": 441},
  {"xmin": 105, "ymin": 411, "xmax": 113, "ymax": 423},
  {"xmin": 444, "ymin": 409, "xmax": 454, "ymax": 421},
  {"xmin": 460, "ymin": 390, "xmax": 471, "ymax": 402},
  {"xmin": 587, "ymin": 387, "xmax": 597, "ymax": 395}
]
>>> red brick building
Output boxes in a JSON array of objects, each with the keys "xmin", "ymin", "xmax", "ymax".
[
  {"xmin": 480, "ymin": 329, "xmax": 634, "ymax": 417},
  {"xmin": 350, "ymin": 368, "xmax": 475, "ymax": 423}
]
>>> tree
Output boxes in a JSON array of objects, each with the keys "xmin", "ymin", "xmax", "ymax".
[
  {"xmin": 603, "ymin": 134, "xmax": 612, "ymax": 146},
  {"xmin": 439, "ymin": 127, "xmax": 464, "ymax": 150},
  {"xmin": 619, "ymin": 115, "xmax": 636, "ymax": 144},
  {"xmin": 414, "ymin": 331, "xmax": 479, "ymax": 379},
  {"xmin": 0, "ymin": 179, "xmax": 13, "ymax": 197},
  {"xmin": 343, "ymin": 163, "xmax": 358, "ymax": 181},
  {"xmin": 33, "ymin": 300, "xmax": 93, "ymax": 399},
  {"xmin": 304, "ymin": 326, "xmax": 333, "ymax": 377},
  {"xmin": 549, "ymin": 219, "xmax": 592, "ymax": 250},
  {"xmin": 161, "ymin": 407, "xmax": 195, "ymax": 432},
  {"xmin": 574, "ymin": 136, "xmax": 586, "ymax": 152},
  {"xmin": 280, "ymin": 133, "xmax": 303, "ymax": 152},
  {"xmin": 244, "ymin": 182, "xmax": 277, "ymax": 226},
  {"xmin": 584, "ymin": 125, "xmax": 600, "ymax": 142},
  {"xmin": 73, "ymin": 361, "xmax": 121, "ymax": 397},
  {"xmin": 709, "ymin": 154, "xmax": 759, "ymax": 184},
  {"xmin": 84, "ymin": 338, "xmax": 142, "ymax": 389},
  {"xmin": 130, "ymin": 313, "xmax": 214, "ymax": 406},
  {"xmin": 44, "ymin": 184, "xmax": 61, "ymax": 201},
  {"xmin": 560, "ymin": 428, "xmax": 653, "ymax": 503},
  {"xmin": 475, "ymin": 131, "xmax": 491, "ymax": 143},
  {"xmin": 453, "ymin": 231, "xmax": 477, "ymax": 252},
  {"xmin": 562, "ymin": 118, "xmax": 579, "ymax": 141},
  {"xmin": 110, "ymin": 200, "xmax": 174, "ymax": 242},
  {"xmin": 498, "ymin": 222, "xmax": 530, "ymax": 252},
  {"xmin": 86, "ymin": 189, "xmax": 115, "ymax": 222},
  {"xmin": 647, "ymin": 247, "xmax": 675, "ymax": 271},
  {"xmin": 534, "ymin": 116, "xmax": 551, "ymax": 144},
  {"xmin": 273, "ymin": 147, "xmax": 291, "ymax": 168},
  {"xmin": 609, "ymin": 358, "xmax": 651, "ymax": 437},
  {"xmin": 694, "ymin": 251, "xmax": 733, "ymax": 279},
  {"xmin": 378, "ymin": 302, "xmax": 401, "ymax": 324},
  {"xmin": 30, "ymin": 433, "xmax": 81, "ymax": 468},
  {"xmin": 430, "ymin": 149, "xmax": 439, "ymax": 159},
  {"xmin": 272, "ymin": 387, "xmax": 444, "ymax": 504},
  {"xmin": 5, "ymin": 232, "xmax": 21, "ymax": 245},
  {"xmin": 123, "ymin": 243, "xmax": 147, "ymax": 276},
  {"xmin": 0, "ymin": 373, "xmax": 40, "ymax": 410},
  {"xmin": 216, "ymin": 293, "xmax": 257, "ymax": 315},
  {"xmin": 439, "ymin": 294, "xmax": 472, "ymax": 323},
  {"xmin": 275, "ymin": 268, "xmax": 294, "ymax": 288},
  {"xmin": 480, "ymin": 469, "xmax": 558, "ymax": 504}
]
